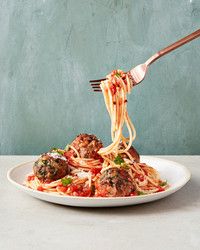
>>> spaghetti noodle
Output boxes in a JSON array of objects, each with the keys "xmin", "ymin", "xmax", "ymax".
[{"xmin": 25, "ymin": 70, "xmax": 168, "ymax": 197}]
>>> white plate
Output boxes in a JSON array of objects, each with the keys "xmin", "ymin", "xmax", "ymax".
[{"xmin": 7, "ymin": 156, "xmax": 191, "ymax": 207}]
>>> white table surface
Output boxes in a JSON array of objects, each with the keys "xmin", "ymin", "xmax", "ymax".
[{"xmin": 1, "ymin": 156, "xmax": 200, "ymax": 250}]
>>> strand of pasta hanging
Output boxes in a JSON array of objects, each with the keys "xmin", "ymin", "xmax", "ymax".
[
  {"xmin": 98, "ymin": 70, "xmax": 136, "ymax": 161},
  {"xmin": 24, "ymin": 70, "xmax": 169, "ymax": 197}
]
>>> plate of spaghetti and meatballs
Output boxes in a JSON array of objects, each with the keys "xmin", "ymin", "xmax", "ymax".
[{"xmin": 7, "ymin": 70, "xmax": 190, "ymax": 207}]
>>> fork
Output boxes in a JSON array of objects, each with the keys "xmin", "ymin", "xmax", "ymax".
[{"xmin": 90, "ymin": 28, "xmax": 200, "ymax": 92}]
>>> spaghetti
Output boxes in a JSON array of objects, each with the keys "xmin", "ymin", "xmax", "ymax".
[{"xmin": 25, "ymin": 70, "xmax": 168, "ymax": 197}]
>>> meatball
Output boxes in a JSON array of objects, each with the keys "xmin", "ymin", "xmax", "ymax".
[
  {"xmin": 33, "ymin": 152, "xmax": 68, "ymax": 182},
  {"xmin": 69, "ymin": 134, "xmax": 103, "ymax": 159},
  {"xmin": 95, "ymin": 168, "xmax": 135, "ymax": 197},
  {"xmin": 119, "ymin": 143, "xmax": 140, "ymax": 163}
]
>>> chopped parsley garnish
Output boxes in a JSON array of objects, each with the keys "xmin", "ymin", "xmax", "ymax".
[
  {"xmin": 61, "ymin": 177, "xmax": 72, "ymax": 186},
  {"xmin": 114, "ymin": 155, "xmax": 125, "ymax": 165},
  {"xmin": 137, "ymin": 191, "xmax": 145, "ymax": 196},
  {"xmin": 65, "ymin": 144, "xmax": 70, "ymax": 151},
  {"xmin": 115, "ymin": 72, "xmax": 121, "ymax": 78},
  {"xmin": 121, "ymin": 163, "xmax": 129, "ymax": 170},
  {"xmin": 160, "ymin": 181, "xmax": 168, "ymax": 187},
  {"xmin": 51, "ymin": 147, "xmax": 57, "ymax": 151},
  {"xmin": 42, "ymin": 160, "xmax": 48, "ymax": 165},
  {"xmin": 51, "ymin": 148, "xmax": 64, "ymax": 155}
]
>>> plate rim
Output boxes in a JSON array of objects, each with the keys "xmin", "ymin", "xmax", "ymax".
[{"xmin": 7, "ymin": 156, "xmax": 191, "ymax": 201}]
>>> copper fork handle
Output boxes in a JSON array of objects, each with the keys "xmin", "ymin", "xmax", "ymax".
[{"xmin": 146, "ymin": 28, "xmax": 200, "ymax": 66}]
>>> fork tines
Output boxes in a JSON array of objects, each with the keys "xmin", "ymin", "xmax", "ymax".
[
  {"xmin": 93, "ymin": 89, "xmax": 102, "ymax": 92},
  {"xmin": 90, "ymin": 76, "xmax": 107, "ymax": 92},
  {"xmin": 90, "ymin": 78, "xmax": 105, "ymax": 92},
  {"xmin": 91, "ymin": 83, "xmax": 101, "ymax": 86},
  {"xmin": 89, "ymin": 78, "xmax": 106, "ymax": 83},
  {"xmin": 91, "ymin": 83, "xmax": 102, "ymax": 92}
]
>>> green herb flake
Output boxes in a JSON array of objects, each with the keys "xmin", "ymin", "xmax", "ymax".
[
  {"xmin": 57, "ymin": 149, "xmax": 64, "ymax": 155},
  {"xmin": 160, "ymin": 181, "xmax": 167, "ymax": 187},
  {"xmin": 51, "ymin": 147, "xmax": 57, "ymax": 151},
  {"xmin": 121, "ymin": 163, "xmax": 129, "ymax": 170},
  {"xmin": 65, "ymin": 144, "xmax": 70, "ymax": 151},
  {"xmin": 114, "ymin": 155, "xmax": 125, "ymax": 165},
  {"xmin": 51, "ymin": 148, "xmax": 64, "ymax": 155},
  {"xmin": 61, "ymin": 177, "xmax": 72, "ymax": 186},
  {"xmin": 115, "ymin": 72, "xmax": 121, "ymax": 78},
  {"xmin": 42, "ymin": 160, "xmax": 48, "ymax": 165},
  {"xmin": 137, "ymin": 191, "xmax": 145, "ymax": 196}
]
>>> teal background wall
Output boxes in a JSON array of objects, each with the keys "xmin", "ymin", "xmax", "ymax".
[{"xmin": 0, "ymin": 0, "xmax": 200, "ymax": 155}]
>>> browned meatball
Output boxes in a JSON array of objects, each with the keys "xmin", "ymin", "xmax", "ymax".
[
  {"xmin": 69, "ymin": 134, "xmax": 103, "ymax": 159},
  {"xmin": 127, "ymin": 146, "xmax": 140, "ymax": 162},
  {"xmin": 119, "ymin": 143, "xmax": 140, "ymax": 163},
  {"xmin": 33, "ymin": 152, "xmax": 68, "ymax": 182},
  {"xmin": 95, "ymin": 168, "xmax": 135, "ymax": 197}
]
